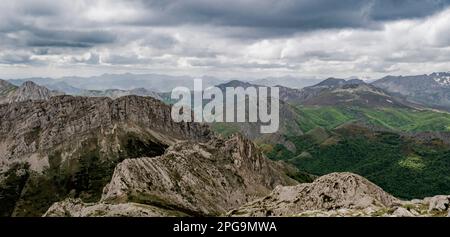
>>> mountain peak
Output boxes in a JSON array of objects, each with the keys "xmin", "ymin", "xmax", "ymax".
[
  {"xmin": 229, "ymin": 172, "xmax": 399, "ymax": 217},
  {"xmin": 346, "ymin": 78, "xmax": 365, "ymax": 85},
  {"xmin": 21, "ymin": 80, "xmax": 39, "ymax": 87},
  {"xmin": 314, "ymin": 78, "xmax": 346, "ymax": 87},
  {"xmin": 216, "ymin": 80, "xmax": 258, "ymax": 89},
  {"xmin": 8, "ymin": 80, "xmax": 54, "ymax": 103},
  {"xmin": 313, "ymin": 78, "xmax": 366, "ymax": 88}
]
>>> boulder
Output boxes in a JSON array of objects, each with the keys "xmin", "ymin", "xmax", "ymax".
[
  {"xmin": 392, "ymin": 207, "xmax": 415, "ymax": 217},
  {"xmin": 428, "ymin": 195, "xmax": 450, "ymax": 212}
]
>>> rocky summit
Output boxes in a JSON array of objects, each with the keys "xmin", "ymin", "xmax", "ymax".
[
  {"xmin": 5, "ymin": 81, "xmax": 63, "ymax": 104},
  {"xmin": 228, "ymin": 172, "xmax": 450, "ymax": 217},
  {"xmin": 45, "ymin": 134, "xmax": 302, "ymax": 217},
  {"xmin": 228, "ymin": 172, "xmax": 398, "ymax": 216}
]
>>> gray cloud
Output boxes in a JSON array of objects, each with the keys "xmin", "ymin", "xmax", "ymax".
[
  {"xmin": 1, "ymin": 0, "xmax": 450, "ymax": 79},
  {"xmin": 25, "ymin": 29, "xmax": 117, "ymax": 48},
  {"xmin": 134, "ymin": 0, "xmax": 450, "ymax": 36},
  {"xmin": 0, "ymin": 53, "xmax": 32, "ymax": 65}
]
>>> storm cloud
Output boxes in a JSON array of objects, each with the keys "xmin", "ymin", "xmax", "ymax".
[{"xmin": 1, "ymin": 0, "xmax": 450, "ymax": 79}]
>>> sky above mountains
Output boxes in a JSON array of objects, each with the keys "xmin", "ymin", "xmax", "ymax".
[{"xmin": 1, "ymin": 0, "xmax": 450, "ymax": 79}]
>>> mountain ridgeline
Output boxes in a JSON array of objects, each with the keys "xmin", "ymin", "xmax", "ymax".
[
  {"xmin": 209, "ymin": 75, "xmax": 450, "ymax": 200},
  {"xmin": 0, "ymin": 94, "xmax": 210, "ymax": 216},
  {"xmin": 1, "ymin": 73, "xmax": 450, "ymax": 217},
  {"xmin": 373, "ymin": 72, "xmax": 450, "ymax": 111}
]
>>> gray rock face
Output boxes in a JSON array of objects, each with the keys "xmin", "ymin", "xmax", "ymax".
[
  {"xmin": 44, "ymin": 198, "xmax": 186, "ymax": 217},
  {"xmin": 45, "ymin": 168, "xmax": 450, "ymax": 217},
  {"xmin": 0, "ymin": 95, "xmax": 211, "ymax": 169},
  {"xmin": 427, "ymin": 195, "xmax": 450, "ymax": 212},
  {"xmin": 228, "ymin": 172, "xmax": 450, "ymax": 217},
  {"xmin": 392, "ymin": 207, "xmax": 414, "ymax": 217},
  {"xmin": 45, "ymin": 134, "xmax": 300, "ymax": 216},
  {"xmin": 228, "ymin": 172, "xmax": 399, "ymax": 217},
  {"xmin": 7, "ymin": 81, "xmax": 57, "ymax": 103},
  {"xmin": 0, "ymin": 95, "xmax": 211, "ymax": 216}
]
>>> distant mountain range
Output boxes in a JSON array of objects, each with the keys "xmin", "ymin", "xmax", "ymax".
[
  {"xmin": 373, "ymin": 72, "xmax": 450, "ymax": 111},
  {"xmin": 0, "ymin": 79, "xmax": 162, "ymax": 102},
  {"xmin": 4, "ymin": 73, "xmax": 322, "ymax": 93}
]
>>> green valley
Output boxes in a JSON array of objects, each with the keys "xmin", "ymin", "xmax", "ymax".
[
  {"xmin": 211, "ymin": 105, "xmax": 450, "ymax": 200},
  {"xmin": 294, "ymin": 106, "xmax": 450, "ymax": 133}
]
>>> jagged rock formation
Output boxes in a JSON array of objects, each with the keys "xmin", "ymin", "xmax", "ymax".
[
  {"xmin": 0, "ymin": 95, "xmax": 210, "ymax": 170},
  {"xmin": 44, "ymin": 198, "xmax": 187, "ymax": 217},
  {"xmin": 44, "ymin": 134, "xmax": 302, "ymax": 217},
  {"xmin": 228, "ymin": 172, "xmax": 450, "ymax": 217},
  {"xmin": 0, "ymin": 95, "xmax": 211, "ymax": 216},
  {"xmin": 6, "ymin": 81, "xmax": 61, "ymax": 103},
  {"xmin": 228, "ymin": 172, "xmax": 398, "ymax": 216},
  {"xmin": 46, "ymin": 171, "xmax": 450, "ymax": 217},
  {"xmin": 1, "ymin": 80, "xmax": 65, "ymax": 105}
]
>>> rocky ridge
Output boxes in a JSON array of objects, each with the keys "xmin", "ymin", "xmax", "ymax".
[
  {"xmin": 46, "ymin": 171, "xmax": 450, "ymax": 217},
  {"xmin": 0, "ymin": 95, "xmax": 210, "ymax": 171},
  {"xmin": 2, "ymin": 81, "xmax": 62, "ymax": 104},
  {"xmin": 228, "ymin": 172, "xmax": 450, "ymax": 217},
  {"xmin": 44, "ymin": 134, "xmax": 302, "ymax": 217},
  {"xmin": 0, "ymin": 95, "xmax": 211, "ymax": 216}
]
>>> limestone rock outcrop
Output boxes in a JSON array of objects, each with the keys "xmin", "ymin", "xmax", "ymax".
[
  {"xmin": 44, "ymin": 198, "xmax": 186, "ymax": 217},
  {"xmin": 46, "ymin": 134, "xmax": 300, "ymax": 217},
  {"xmin": 228, "ymin": 172, "xmax": 399, "ymax": 217},
  {"xmin": 229, "ymin": 172, "xmax": 450, "ymax": 217}
]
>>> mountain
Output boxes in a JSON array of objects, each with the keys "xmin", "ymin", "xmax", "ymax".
[
  {"xmin": 44, "ymin": 134, "xmax": 306, "ymax": 217},
  {"xmin": 266, "ymin": 123, "xmax": 450, "ymax": 199},
  {"xmin": 232, "ymin": 77, "xmax": 416, "ymax": 109},
  {"xmin": 207, "ymin": 79, "xmax": 450, "ymax": 158},
  {"xmin": 8, "ymin": 73, "xmax": 228, "ymax": 92},
  {"xmin": 44, "ymin": 171, "xmax": 450, "ymax": 217},
  {"xmin": 250, "ymin": 76, "xmax": 322, "ymax": 89},
  {"xmin": 229, "ymin": 172, "xmax": 399, "ymax": 216},
  {"xmin": 0, "ymin": 95, "xmax": 211, "ymax": 216},
  {"xmin": 10, "ymin": 79, "xmax": 162, "ymax": 100},
  {"xmin": 0, "ymin": 80, "xmax": 62, "ymax": 104},
  {"xmin": 313, "ymin": 78, "xmax": 365, "ymax": 87},
  {"xmin": 289, "ymin": 78, "xmax": 416, "ymax": 108},
  {"xmin": 8, "ymin": 81, "xmax": 62, "ymax": 103},
  {"xmin": 229, "ymin": 172, "xmax": 450, "ymax": 217},
  {"xmin": 215, "ymin": 77, "xmax": 450, "ymax": 201},
  {"xmin": 80, "ymin": 88, "xmax": 162, "ymax": 100},
  {"xmin": 373, "ymin": 72, "xmax": 450, "ymax": 111},
  {"xmin": 208, "ymin": 80, "xmax": 303, "ymax": 150},
  {"xmin": 45, "ymin": 81, "xmax": 84, "ymax": 95}
]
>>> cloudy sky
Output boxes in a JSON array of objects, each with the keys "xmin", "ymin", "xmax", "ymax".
[{"xmin": 1, "ymin": 0, "xmax": 450, "ymax": 79}]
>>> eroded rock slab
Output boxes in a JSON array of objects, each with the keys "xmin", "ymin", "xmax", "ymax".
[{"xmin": 228, "ymin": 172, "xmax": 399, "ymax": 217}]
